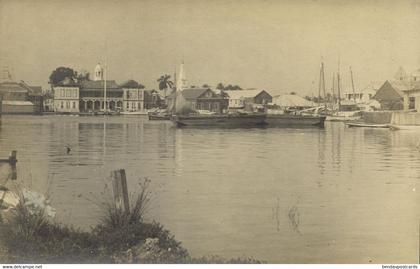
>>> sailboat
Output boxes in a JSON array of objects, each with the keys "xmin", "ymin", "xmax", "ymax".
[
  {"xmin": 171, "ymin": 63, "xmax": 266, "ymax": 127},
  {"xmin": 264, "ymin": 63, "xmax": 326, "ymax": 127},
  {"xmin": 148, "ymin": 109, "xmax": 171, "ymax": 120},
  {"xmin": 325, "ymin": 64, "xmax": 361, "ymax": 122}
]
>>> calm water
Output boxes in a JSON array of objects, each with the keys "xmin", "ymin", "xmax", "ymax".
[{"xmin": 0, "ymin": 115, "xmax": 418, "ymax": 263}]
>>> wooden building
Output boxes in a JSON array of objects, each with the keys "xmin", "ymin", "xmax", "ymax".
[
  {"xmin": 0, "ymin": 81, "xmax": 43, "ymax": 114},
  {"xmin": 226, "ymin": 89, "xmax": 272, "ymax": 110},
  {"xmin": 373, "ymin": 80, "xmax": 405, "ymax": 110},
  {"xmin": 167, "ymin": 88, "xmax": 228, "ymax": 113},
  {"xmin": 144, "ymin": 89, "xmax": 164, "ymax": 109}
]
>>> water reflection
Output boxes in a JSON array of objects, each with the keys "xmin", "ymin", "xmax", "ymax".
[{"xmin": 0, "ymin": 115, "xmax": 418, "ymax": 263}]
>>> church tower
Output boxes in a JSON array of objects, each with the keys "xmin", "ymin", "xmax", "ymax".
[{"xmin": 93, "ymin": 63, "xmax": 103, "ymax": 81}]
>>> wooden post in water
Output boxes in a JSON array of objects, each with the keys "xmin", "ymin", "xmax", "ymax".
[
  {"xmin": 0, "ymin": 150, "xmax": 17, "ymax": 180},
  {"xmin": 8, "ymin": 151, "xmax": 17, "ymax": 164},
  {"xmin": 111, "ymin": 169, "xmax": 130, "ymax": 213},
  {"xmin": 9, "ymin": 151, "xmax": 17, "ymax": 180}
]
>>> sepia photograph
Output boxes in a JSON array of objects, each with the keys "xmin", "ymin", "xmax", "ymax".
[{"xmin": 0, "ymin": 0, "xmax": 419, "ymax": 267}]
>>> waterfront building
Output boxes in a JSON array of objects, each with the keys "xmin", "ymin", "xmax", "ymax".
[
  {"xmin": 226, "ymin": 89, "xmax": 272, "ymax": 110},
  {"xmin": 373, "ymin": 67, "xmax": 420, "ymax": 111},
  {"xmin": 52, "ymin": 63, "xmax": 146, "ymax": 113},
  {"xmin": 144, "ymin": 89, "xmax": 164, "ymax": 109},
  {"xmin": 121, "ymin": 80, "xmax": 145, "ymax": 112},
  {"xmin": 166, "ymin": 87, "xmax": 228, "ymax": 113},
  {"xmin": 79, "ymin": 80, "xmax": 123, "ymax": 112},
  {"xmin": 272, "ymin": 94, "xmax": 315, "ymax": 109},
  {"xmin": 79, "ymin": 63, "xmax": 123, "ymax": 112},
  {"xmin": 0, "ymin": 79, "xmax": 43, "ymax": 114},
  {"xmin": 53, "ymin": 78, "xmax": 80, "ymax": 113},
  {"xmin": 43, "ymin": 91, "xmax": 54, "ymax": 112},
  {"xmin": 401, "ymin": 80, "xmax": 420, "ymax": 111},
  {"xmin": 343, "ymin": 81, "xmax": 383, "ymax": 103},
  {"xmin": 373, "ymin": 80, "xmax": 405, "ymax": 110},
  {"xmin": 343, "ymin": 86, "xmax": 377, "ymax": 103}
]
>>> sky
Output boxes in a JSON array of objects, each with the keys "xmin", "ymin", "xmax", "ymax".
[{"xmin": 1, "ymin": 0, "xmax": 420, "ymax": 96}]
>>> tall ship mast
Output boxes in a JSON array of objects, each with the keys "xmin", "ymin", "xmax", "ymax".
[
  {"xmin": 318, "ymin": 62, "xmax": 327, "ymax": 110},
  {"xmin": 104, "ymin": 63, "xmax": 107, "ymax": 112},
  {"xmin": 331, "ymin": 72, "xmax": 335, "ymax": 109},
  {"xmin": 350, "ymin": 66, "xmax": 356, "ymax": 103},
  {"xmin": 337, "ymin": 59, "xmax": 341, "ymax": 110}
]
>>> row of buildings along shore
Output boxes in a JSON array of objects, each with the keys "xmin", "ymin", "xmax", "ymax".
[{"xmin": 1, "ymin": 64, "xmax": 420, "ymax": 114}]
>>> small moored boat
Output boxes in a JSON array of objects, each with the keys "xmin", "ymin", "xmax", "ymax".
[
  {"xmin": 121, "ymin": 111, "xmax": 147, "ymax": 115},
  {"xmin": 389, "ymin": 124, "xmax": 420, "ymax": 131},
  {"xmin": 345, "ymin": 122, "xmax": 389, "ymax": 128},
  {"xmin": 148, "ymin": 112, "xmax": 171, "ymax": 120}
]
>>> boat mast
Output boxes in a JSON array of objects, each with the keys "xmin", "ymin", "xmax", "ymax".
[
  {"xmin": 332, "ymin": 72, "xmax": 335, "ymax": 108},
  {"xmin": 318, "ymin": 62, "xmax": 327, "ymax": 110},
  {"xmin": 321, "ymin": 62, "xmax": 327, "ymax": 110},
  {"xmin": 104, "ymin": 63, "xmax": 107, "ymax": 112},
  {"xmin": 337, "ymin": 58, "xmax": 341, "ymax": 110},
  {"xmin": 350, "ymin": 66, "xmax": 356, "ymax": 103},
  {"xmin": 104, "ymin": 38, "xmax": 108, "ymax": 113},
  {"xmin": 318, "ymin": 64, "xmax": 322, "ymax": 106}
]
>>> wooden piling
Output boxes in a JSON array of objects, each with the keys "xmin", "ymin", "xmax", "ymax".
[
  {"xmin": 8, "ymin": 151, "xmax": 17, "ymax": 165},
  {"xmin": 0, "ymin": 150, "xmax": 17, "ymax": 180},
  {"xmin": 111, "ymin": 169, "xmax": 130, "ymax": 213}
]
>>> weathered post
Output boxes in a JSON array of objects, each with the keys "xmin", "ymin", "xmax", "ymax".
[
  {"xmin": 9, "ymin": 151, "xmax": 17, "ymax": 180},
  {"xmin": 0, "ymin": 150, "xmax": 17, "ymax": 180},
  {"xmin": 111, "ymin": 169, "xmax": 130, "ymax": 213},
  {"xmin": 8, "ymin": 151, "xmax": 17, "ymax": 164}
]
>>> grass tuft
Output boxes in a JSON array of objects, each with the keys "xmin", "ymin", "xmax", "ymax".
[{"xmin": 0, "ymin": 179, "xmax": 264, "ymax": 264}]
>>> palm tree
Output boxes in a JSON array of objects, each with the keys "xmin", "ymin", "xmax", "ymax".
[{"xmin": 157, "ymin": 74, "xmax": 174, "ymax": 98}]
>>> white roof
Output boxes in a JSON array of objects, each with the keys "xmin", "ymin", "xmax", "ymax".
[
  {"xmin": 272, "ymin": 94, "xmax": 314, "ymax": 107},
  {"xmin": 226, "ymin": 89, "xmax": 263, "ymax": 99},
  {"xmin": 2, "ymin": 100, "xmax": 34, "ymax": 106}
]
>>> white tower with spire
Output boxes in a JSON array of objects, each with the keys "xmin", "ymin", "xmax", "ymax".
[{"xmin": 93, "ymin": 63, "xmax": 103, "ymax": 81}]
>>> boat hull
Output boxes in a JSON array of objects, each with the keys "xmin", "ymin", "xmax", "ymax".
[
  {"xmin": 325, "ymin": 115, "xmax": 361, "ymax": 122},
  {"xmin": 121, "ymin": 111, "xmax": 148, "ymax": 115},
  {"xmin": 148, "ymin": 114, "xmax": 171, "ymax": 120},
  {"xmin": 173, "ymin": 114, "xmax": 266, "ymax": 127},
  {"xmin": 389, "ymin": 124, "xmax": 420, "ymax": 130},
  {"xmin": 345, "ymin": 122, "xmax": 389, "ymax": 128},
  {"xmin": 265, "ymin": 114, "xmax": 326, "ymax": 127}
]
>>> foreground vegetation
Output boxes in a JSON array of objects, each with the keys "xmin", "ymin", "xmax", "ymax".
[{"xmin": 0, "ymin": 187, "xmax": 264, "ymax": 264}]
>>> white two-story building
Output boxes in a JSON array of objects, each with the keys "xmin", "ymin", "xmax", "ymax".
[
  {"xmin": 53, "ymin": 64, "xmax": 146, "ymax": 113},
  {"xmin": 121, "ymin": 80, "xmax": 145, "ymax": 112},
  {"xmin": 53, "ymin": 78, "xmax": 80, "ymax": 113}
]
